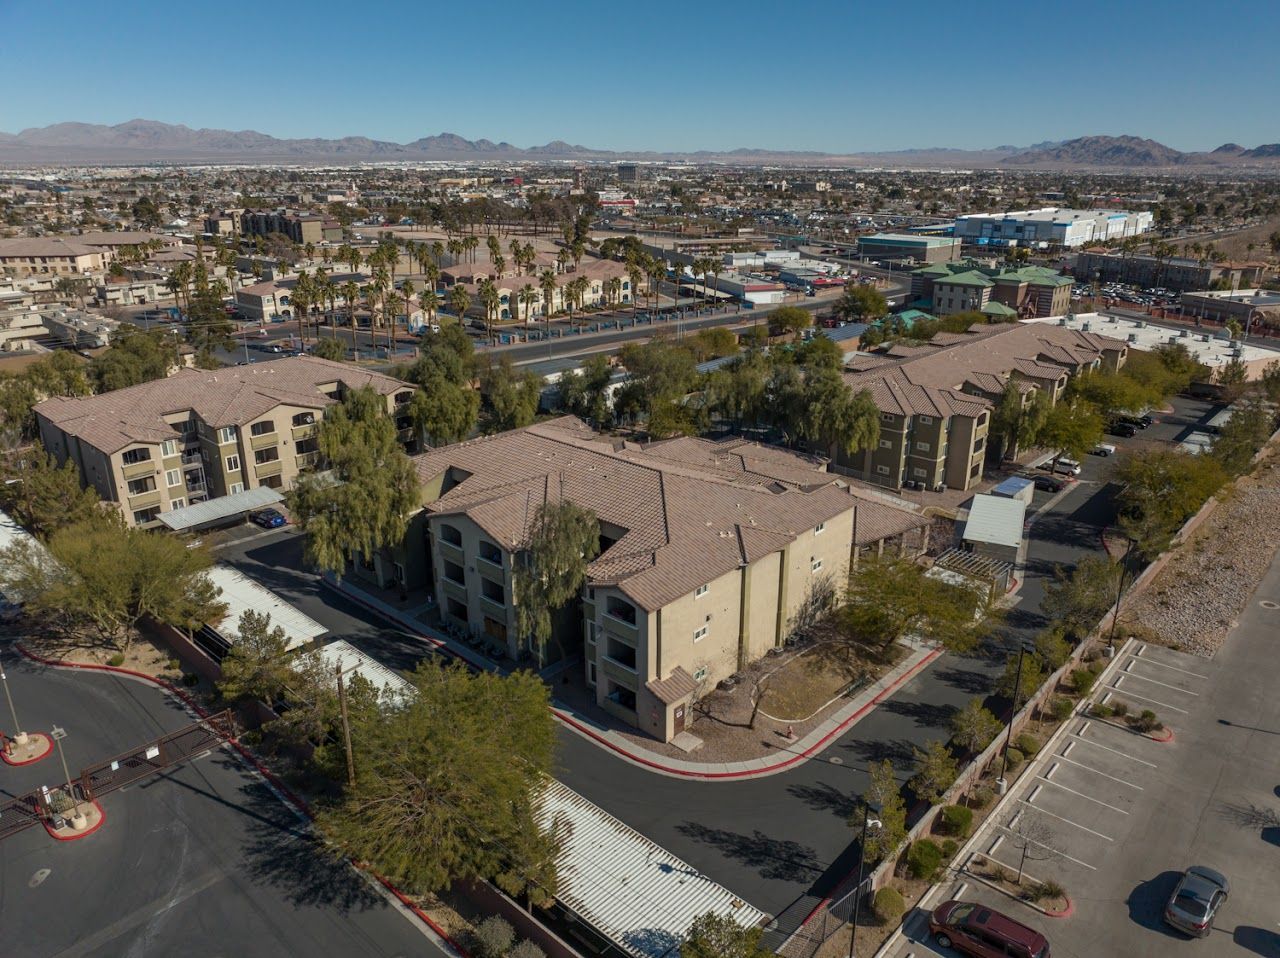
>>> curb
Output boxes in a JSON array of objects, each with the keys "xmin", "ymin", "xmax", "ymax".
[
  {"xmin": 2, "ymin": 731, "xmax": 53, "ymax": 766},
  {"xmin": 13, "ymin": 645, "xmax": 469, "ymax": 958},
  {"xmin": 43, "ymin": 798, "xmax": 106, "ymax": 842},
  {"xmin": 962, "ymin": 868, "xmax": 1075, "ymax": 919},
  {"xmin": 329, "ymin": 575, "xmax": 947, "ymax": 781}
]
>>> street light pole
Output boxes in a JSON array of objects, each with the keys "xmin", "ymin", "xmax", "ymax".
[
  {"xmin": 848, "ymin": 797, "xmax": 883, "ymax": 958},
  {"xmin": 1108, "ymin": 537, "xmax": 1134, "ymax": 653},
  {"xmin": 335, "ymin": 662, "xmax": 356, "ymax": 789},
  {"xmin": 996, "ymin": 639, "xmax": 1036, "ymax": 793},
  {"xmin": 0, "ymin": 654, "xmax": 28, "ymax": 746},
  {"xmin": 50, "ymin": 726, "xmax": 86, "ymax": 829}
]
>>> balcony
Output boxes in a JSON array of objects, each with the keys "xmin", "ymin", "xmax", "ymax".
[
  {"xmin": 121, "ymin": 459, "xmax": 156, "ymax": 480},
  {"xmin": 437, "ymin": 539, "xmax": 464, "ymax": 564},
  {"xmin": 249, "ymin": 431, "xmax": 278, "ymax": 452},
  {"xmin": 479, "ymin": 593, "xmax": 508, "ymax": 618},
  {"xmin": 254, "ymin": 458, "xmax": 283, "ymax": 478},
  {"xmin": 476, "ymin": 557, "xmax": 504, "ymax": 585},
  {"xmin": 601, "ymin": 658, "xmax": 639, "ymax": 689},
  {"xmin": 291, "ymin": 423, "xmax": 317, "ymax": 442},
  {"xmin": 603, "ymin": 611, "xmax": 639, "ymax": 640},
  {"xmin": 180, "ymin": 453, "xmax": 202, "ymax": 467},
  {"xmin": 296, "ymin": 451, "xmax": 320, "ymax": 469},
  {"xmin": 127, "ymin": 489, "xmax": 162, "ymax": 510},
  {"xmin": 440, "ymin": 576, "xmax": 468, "ymax": 603}
]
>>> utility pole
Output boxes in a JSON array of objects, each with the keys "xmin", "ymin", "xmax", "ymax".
[
  {"xmin": 847, "ymin": 797, "xmax": 882, "ymax": 958},
  {"xmin": 0, "ymin": 654, "xmax": 28, "ymax": 747},
  {"xmin": 50, "ymin": 726, "xmax": 87, "ymax": 830},
  {"xmin": 996, "ymin": 639, "xmax": 1036, "ymax": 794},
  {"xmin": 335, "ymin": 663, "xmax": 356, "ymax": 789}
]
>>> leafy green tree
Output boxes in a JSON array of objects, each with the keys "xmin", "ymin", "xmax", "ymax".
[
  {"xmin": 793, "ymin": 333, "xmax": 844, "ymax": 371},
  {"xmin": 1066, "ymin": 369, "xmax": 1158, "ymax": 420},
  {"xmin": 834, "ymin": 281, "xmax": 888, "ymax": 323},
  {"xmin": 26, "ymin": 351, "xmax": 92, "ymax": 399},
  {"xmin": 91, "ymin": 326, "xmax": 179, "ymax": 392},
  {"xmin": 1041, "ymin": 555, "xmax": 1119, "ymax": 641},
  {"xmin": 0, "ymin": 374, "xmax": 39, "ymax": 441},
  {"xmin": 681, "ymin": 912, "xmax": 771, "ymax": 958},
  {"xmin": 950, "ymin": 697, "xmax": 1002, "ymax": 756},
  {"xmin": 861, "ymin": 758, "xmax": 907, "ymax": 862},
  {"xmin": 990, "ymin": 382, "xmax": 1048, "ymax": 459},
  {"xmin": 0, "ymin": 443, "xmax": 101, "ymax": 538},
  {"xmin": 483, "ymin": 356, "xmax": 542, "ymax": 433},
  {"xmin": 909, "ymin": 739, "xmax": 959, "ymax": 805},
  {"xmin": 705, "ymin": 352, "xmax": 769, "ymax": 430},
  {"xmin": 513, "ymin": 501, "xmax": 600, "ymax": 662},
  {"xmin": 799, "ymin": 370, "xmax": 880, "ymax": 456},
  {"xmin": 687, "ymin": 326, "xmax": 738, "ymax": 363},
  {"xmin": 1116, "ymin": 448, "xmax": 1227, "ymax": 558},
  {"xmin": 557, "ymin": 354, "xmax": 613, "ymax": 426},
  {"xmin": 1211, "ymin": 396, "xmax": 1272, "ymax": 474},
  {"xmin": 767, "ymin": 305, "xmax": 811, "ymax": 337},
  {"xmin": 310, "ymin": 337, "xmax": 346, "ymax": 362},
  {"xmin": 316, "ymin": 660, "xmax": 559, "ymax": 900},
  {"xmin": 997, "ymin": 649, "xmax": 1046, "ymax": 703},
  {"xmin": 217, "ymin": 610, "xmax": 295, "ymax": 704},
  {"xmin": 287, "ymin": 386, "xmax": 419, "ymax": 576},
  {"xmin": 1034, "ymin": 627, "xmax": 1072, "ymax": 672},
  {"xmin": 840, "ymin": 556, "xmax": 993, "ymax": 653},
  {"xmin": 1039, "ymin": 399, "xmax": 1103, "ymax": 464}
]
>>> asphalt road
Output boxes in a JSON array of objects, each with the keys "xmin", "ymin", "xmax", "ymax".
[{"xmin": 0, "ymin": 650, "xmax": 445, "ymax": 958}]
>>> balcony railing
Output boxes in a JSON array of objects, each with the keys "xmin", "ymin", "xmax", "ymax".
[{"xmin": 121, "ymin": 459, "xmax": 155, "ymax": 480}]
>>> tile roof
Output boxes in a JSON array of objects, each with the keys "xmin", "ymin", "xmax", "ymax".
[
  {"xmin": 36, "ymin": 356, "xmax": 408, "ymax": 455},
  {"xmin": 646, "ymin": 666, "xmax": 698, "ymax": 704},
  {"xmin": 414, "ymin": 418, "xmax": 922, "ymax": 611}
]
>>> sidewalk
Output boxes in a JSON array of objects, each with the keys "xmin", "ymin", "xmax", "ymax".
[{"xmin": 327, "ymin": 575, "xmax": 942, "ymax": 781}]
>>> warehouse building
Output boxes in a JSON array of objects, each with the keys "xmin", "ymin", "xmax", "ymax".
[
  {"xmin": 857, "ymin": 233, "xmax": 961, "ymax": 264},
  {"xmin": 953, "ymin": 208, "xmax": 1153, "ymax": 249}
]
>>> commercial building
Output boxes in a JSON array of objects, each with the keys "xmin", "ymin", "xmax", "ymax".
[
  {"xmin": 838, "ymin": 320, "xmax": 1128, "ymax": 490},
  {"xmin": 35, "ymin": 357, "xmax": 413, "ymax": 527},
  {"xmin": 1177, "ymin": 288, "xmax": 1280, "ymax": 327},
  {"xmin": 1073, "ymin": 249, "xmax": 1267, "ymax": 293},
  {"xmin": 615, "ymin": 164, "xmax": 641, "ymax": 183},
  {"xmin": 911, "ymin": 262, "xmax": 1073, "ymax": 318},
  {"xmin": 389, "ymin": 417, "xmax": 926, "ymax": 741},
  {"xmin": 857, "ymin": 233, "xmax": 961, "ymax": 264},
  {"xmin": 953, "ymin": 208, "xmax": 1153, "ymax": 249}
]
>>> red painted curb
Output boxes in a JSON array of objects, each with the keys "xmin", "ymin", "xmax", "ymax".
[
  {"xmin": 1149, "ymin": 726, "xmax": 1174, "ymax": 743},
  {"xmin": 1043, "ymin": 895, "xmax": 1075, "ymax": 919},
  {"xmin": 14, "ymin": 645, "xmax": 468, "ymax": 957},
  {"xmin": 43, "ymin": 798, "xmax": 106, "ymax": 841},
  {"xmin": 2, "ymin": 731, "xmax": 53, "ymax": 765}
]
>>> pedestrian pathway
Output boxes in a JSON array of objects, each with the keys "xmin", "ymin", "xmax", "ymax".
[{"xmin": 326, "ymin": 575, "xmax": 942, "ymax": 781}]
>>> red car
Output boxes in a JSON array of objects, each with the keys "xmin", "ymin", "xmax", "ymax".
[{"xmin": 929, "ymin": 900, "xmax": 1049, "ymax": 958}]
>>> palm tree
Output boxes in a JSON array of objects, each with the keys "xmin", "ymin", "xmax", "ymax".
[
  {"xmin": 539, "ymin": 268, "xmax": 558, "ymax": 342},
  {"xmin": 342, "ymin": 280, "xmax": 360, "ymax": 332},
  {"xmin": 400, "ymin": 279, "xmax": 415, "ymax": 333},
  {"xmin": 556, "ymin": 248, "xmax": 570, "ymax": 274},
  {"xmin": 420, "ymin": 289, "xmax": 440, "ymax": 328},
  {"xmin": 519, "ymin": 283, "xmax": 537, "ymax": 325},
  {"xmin": 448, "ymin": 284, "xmax": 471, "ymax": 326},
  {"xmin": 384, "ymin": 290, "xmax": 403, "ymax": 353},
  {"xmin": 346, "ymin": 246, "xmax": 362, "ymax": 275},
  {"xmin": 626, "ymin": 260, "xmax": 643, "ymax": 320},
  {"xmin": 493, "ymin": 253, "xmax": 506, "ymax": 278},
  {"xmin": 709, "ymin": 259, "xmax": 722, "ymax": 306},
  {"xmin": 304, "ymin": 241, "xmax": 316, "ymax": 263},
  {"xmin": 478, "ymin": 279, "xmax": 500, "ymax": 344},
  {"xmin": 646, "ymin": 257, "xmax": 665, "ymax": 315},
  {"xmin": 431, "ymin": 240, "xmax": 444, "ymax": 265},
  {"xmin": 487, "ymin": 234, "xmax": 501, "ymax": 262}
]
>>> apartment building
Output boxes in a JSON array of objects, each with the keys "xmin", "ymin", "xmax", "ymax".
[
  {"xmin": 442, "ymin": 257, "xmax": 635, "ymax": 321},
  {"xmin": 1074, "ymin": 249, "xmax": 1268, "ymax": 293},
  {"xmin": 234, "ymin": 210, "xmax": 343, "ymax": 246},
  {"xmin": 0, "ymin": 231, "xmax": 182, "ymax": 277},
  {"xmin": 396, "ymin": 418, "xmax": 926, "ymax": 742},
  {"xmin": 839, "ymin": 321, "xmax": 1128, "ymax": 490},
  {"xmin": 35, "ymin": 357, "xmax": 412, "ymax": 526},
  {"xmin": 912, "ymin": 262, "xmax": 1073, "ymax": 318}
]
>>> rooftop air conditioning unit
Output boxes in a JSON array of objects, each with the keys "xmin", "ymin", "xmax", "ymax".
[
  {"xmin": 1081, "ymin": 321, "xmax": 1092, "ymax": 331},
  {"xmin": 1229, "ymin": 339, "xmax": 1241, "ymax": 349},
  {"xmin": 1180, "ymin": 329, "xmax": 1190, "ymax": 338},
  {"xmin": 1127, "ymin": 333, "xmax": 1138, "ymax": 343},
  {"xmin": 1057, "ymin": 317, "xmax": 1068, "ymax": 326},
  {"xmin": 1136, "ymin": 320, "xmax": 1146, "ymax": 328}
]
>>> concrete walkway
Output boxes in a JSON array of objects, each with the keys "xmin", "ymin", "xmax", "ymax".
[{"xmin": 326, "ymin": 575, "xmax": 941, "ymax": 781}]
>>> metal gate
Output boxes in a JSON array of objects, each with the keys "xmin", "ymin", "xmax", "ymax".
[
  {"xmin": 79, "ymin": 710, "xmax": 236, "ymax": 800},
  {"xmin": 0, "ymin": 790, "xmax": 45, "ymax": 842}
]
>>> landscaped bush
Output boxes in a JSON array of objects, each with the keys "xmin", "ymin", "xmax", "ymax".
[
  {"xmin": 1004, "ymin": 747, "xmax": 1025, "ymax": 769},
  {"xmin": 1087, "ymin": 657, "xmax": 1106, "ymax": 676},
  {"xmin": 182, "ymin": 672, "xmax": 199, "ymax": 687},
  {"xmin": 508, "ymin": 942, "xmax": 545, "ymax": 958},
  {"xmin": 873, "ymin": 886, "xmax": 906, "ymax": 924},
  {"xmin": 1029, "ymin": 879, "xmax": 1067, "ymax": 902},
  {"xmin": 1111, "ymin": 700, "xmax": 1129, "ymax": 718},
  {"xmin": 971, "ymin": 786, "xmax": 995, "ymax": 809},
  {"xmin": 108, "ymin": 653, "xmax": 126, "ymax": 666},
  {"xmin": 1051, "ymin": 696, "xmax": 1074, "ymax": 721},
  {"xmin": 907, "ymin": 839, "xmax": 945, "ymax": 880},
  {"xmin": 167, "ymin": 658, "xmax": 181, "ymax": 672},
  {"xmin": 1091, "ymin": 702, "xmax": 1114, "ymax": 718},
  {"xmin": 1071, "ymin": 668, "xmax": 1096, "ymax": 696},
  {"xmin": 1135, "ymin": 709, "xmax": 1163, "ymax": 732},
  {"xmin": 1015, "ymin": 733, "xmax": 1040, "ymax": 756},
  {"xmin": 940, "ymin": 804, "xmax": 974, "ymax": 838},
  {"xmin": 940, "ymin": 838, "xmax": 958, "ymax": 859},
  {"xmin": 472, "ymin": 916, "xmax": 514, "ymax": 958}
]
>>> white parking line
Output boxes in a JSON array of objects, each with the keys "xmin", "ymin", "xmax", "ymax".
[
  {"xmin": 1128, "ymin": 654, "xmax": 1209, "ymax": 680},
  {"xmin": 1070, "ymin": 730, "xmax": 1158, "ymax": 767},
  {"xmin": 1120, "ymin": 665, "xmax": 1201, "ymax": 695},
  {"xmin": 1110, "ymin": 678, "xmax": 1190, "ymax": 713},
  {"xmin": 1052, "ymin": 752, "xmax": 1145, "ymax": 789},
  {"xmin": 993, "ymin": 822, "xmax": 1098, "ymax": 870},
  {"xmin": 1036, "ymin": 774, "xmax": 1131, "ymax": 813},
  {"xmin": 1019, "ymin": 800, "xmax": 1114, "ymax": 840}
]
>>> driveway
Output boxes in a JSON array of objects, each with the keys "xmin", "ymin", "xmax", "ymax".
[
  {"xmin": 0, "ymin": 652, "xmax": 448, "ymax": 958},
  {"xmin": 887, "ymin": 548, "xmax": 1280, "ymax": 958}
]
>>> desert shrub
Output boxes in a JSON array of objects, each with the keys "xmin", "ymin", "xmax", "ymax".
[
  {"xmin": 1015, "ymin": 733, "xmax": 1040, "ymax": 756},
  {"xmin": 940, "ymin": 804, "xmax": 974, "ymax": 838},
  {"xmin": 167, "ymin": 658, "xmax": 181, "ymax": 671},
  {"xmin": 1051, "ymin": 696, "xmax": 1074, "ymax": 721},
  {"xmin": 940, "ymin": 838, "xmax": 958, "ymax": 859},
  {"xmin": 907, "ymin": 839, "xmax": 944, "ymax": 880},
  {"xmin": 971, "ymin": 785, "xmax": 995, "ymax": 809},
  {"xmin": 108, "ymin": 653, "xmax": 126, "ymax": 666},
  {"xmin": 1091, "ymin": 702, "xmax": 1114, "ymax": 718},
  {"xmin": 509, "ymin": 942, "xmax": 545, "ymax": 958},
  {"xmin": 1004, "ymin": 747, "xmax": 1024, "ymax": 769},
  {"xmin": 1110, "ymin": 700, "xmax": 1129, "ymax": 717},
  {"xmin": 873, "ymin": 886, "xmax": 905, "ymax": 924},
  {"xmin": 1030, "ymin": 879, "xmax": 1067, "ymax": 902},
  {"xmin": 472, "ymin": 916, "xmax": 515, "ymax": 958},
  {"xmin": 182, "ymin": 672, "xmax": 199, "ymax": 687},
  {"xmin": 1071, "ymin": 668, "xmax": 1096, "ymax": 696},
  {"xmin": 1087, "ymin": 657, "xmax": 1106, "ymax": 676},
  {"xmin": 1135, "ymin": 709, "xmax": 1163, "ymax": 732}
]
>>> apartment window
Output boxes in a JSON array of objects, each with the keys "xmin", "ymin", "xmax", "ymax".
[
  {"xmin": 169, "ymin": 498, "xmax": 185, "ymax": 510},
  {"xmin": 395, "ymin": 390, "xmax": 413, "ymax": 406},
  {"xmin": 127, "ymin": 476, "xmax": 156, "ymax": 496},
  {"xmin": 225, "ymin": 454, "xmax": 241, "ymax": 473},
  {"xmin": 478, "ymin": 540, "xmax": 503, "ymax": 565},
  {"xmin": 880, "ymin": 412, "xmax": 895, "ymax": 423},
  {"xmin": 811, "ymin": 557, "xmax": 823, "ymax": 572},
  {"xmin": 250, "ymin": 420, "xmax": 274, "ymax": 437},
  {"xmin": 443, "ymin": 560, "xmax": 465, "ymax": 585},
  {"xmin": 132, "ymin": 506, "xmax": 161, "ymax": 524},
  {"xmin": 295, "ymin": 437, "xmax": 319, "ymax": 456},
  {"xmin": 254, "ymin": 446, "xmax": 279, "ymax": 465},
  {"xmin": 918, "ymin": 415, "xmax": 934, "ymax": 425},
  {"xmin": 440, "ymin": 524, "xmax": 463, "ymax": 547},
  {"xmin": 815, "ymin": 522, "xmax": 825, "ymax": 535},
  {"xmin": 879, "ymin": 439, "xmax": 892, "ymax": 449},
  {"xmin": 218, "ymin": 426, "xmax": 237, "ymax": 444},
  {"xmin": 913, "ymin": 467, "xmax": 927, "ymax": 478},
  {"xmin": 228, "ymin": 482, "xmax": 244, "ymax": 494},
  {"xmin": 260, "ymin": 474, "xmax": 283, "ymax": 489},
  {"xmin": 587, "ymin": 662, "xmax": 597, "ymax": 687},
  {"xmin": 916, "ymin": 441, "xmax": 931, "ymax": 452},
  {"xmin": 292, "ymin": 411, "xmax": 316, "ymax": 427},
  {"xmin": 695, "ymin": 583, "xmax": 709, "ymax": 598},
  {"xmin": 165, "ymin": 469, "xmax": 182, "ymax": 487},
  {"xmin": 121, "ymin": 448, "xmax": 151, "ymax": 466},
  {"xmin": 693, "ymin": 625, "xmax": 708, "ymax": 642},
  {"xmin": 876, "ymin": 465, "xmax": 890, "ymax": 475},
  {"xmin": 160, "ymin": 439, "xmax": 178, "ymax": 457}
]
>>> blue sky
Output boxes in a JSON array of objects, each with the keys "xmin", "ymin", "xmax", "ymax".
[{"xmin": 2, "ymin": 0, "xmax": 1277, "ymax": 152}]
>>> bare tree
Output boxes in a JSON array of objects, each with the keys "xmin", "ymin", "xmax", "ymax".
[{"xmin": 1001, "ymin": 809, "xmax": 1058, "ymax": 884}]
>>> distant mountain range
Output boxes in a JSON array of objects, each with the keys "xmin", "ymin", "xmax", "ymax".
[{"xmin": 2, "ymin": 120, "xmax": 1280, "ymax": 170}]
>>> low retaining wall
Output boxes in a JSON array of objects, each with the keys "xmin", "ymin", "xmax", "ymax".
[
  {"xmin": 147, "ymin": 619, "xmax": 222, "ymax": 684},
  {"xmin": 458, "ymin": 881, "xmax": 585, "ymax": 958}
]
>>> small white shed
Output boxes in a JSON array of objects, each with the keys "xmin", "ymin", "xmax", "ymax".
[{"xmin": 961, "ymin": 494, "xmax": 1026, "ymax": 564}]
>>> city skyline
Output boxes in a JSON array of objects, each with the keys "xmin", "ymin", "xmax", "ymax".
[{"xmin": 2, "ymin": 0, "xmax": 1278, "ymax": 154}]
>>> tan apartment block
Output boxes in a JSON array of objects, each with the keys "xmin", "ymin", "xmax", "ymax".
[
  {"xmin": 35, "ymin": 357, "xmax": 412, "ymax": 526},
  {"xmin": 401, "ymin": 419, "xmax": 927, "ymax": 742}
]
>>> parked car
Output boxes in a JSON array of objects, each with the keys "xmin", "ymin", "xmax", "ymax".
[
  {"xmin": 1091, "ymin": 442, "xmax": 1117, "ymax": 457},
  {"xmin": 249, "ymin": 508, "xmax": 288, "ymax": 529},
  {"xmin": 1109, "ymin": 421, "xmax": 1139, "ymax": 438},
  {"xmin": 1119, "ymin": 414, "xmax": 1150, "ymax": 429},
  {"xmin": 1164, "ymin": 866, "xmax": 1229, "ymax": 938},
  {"xmin": 1045, "ymin": 457, "xmax": 1081, "ymax": 476},
  {"xmin": 1027, "ymin": 473, "xmax": 1066, "ymax": 493},
  {"xmin": 929, "ymin": 901, "xmax": 1050, "ymax": 958}
]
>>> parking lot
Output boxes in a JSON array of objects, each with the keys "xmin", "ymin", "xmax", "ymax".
[{"xmin": 889, "ymin": 570, "xmax": 1280, "ymax": 958}]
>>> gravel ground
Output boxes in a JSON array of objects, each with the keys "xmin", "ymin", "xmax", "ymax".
[{"xmin": 1126, "ymin": 453, "xmax": 1280, "ymax": 657}]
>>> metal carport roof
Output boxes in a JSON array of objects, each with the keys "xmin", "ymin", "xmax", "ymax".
[{"xmin": 158, "ymin": 487, "xmax": 284, "ymax": 532}]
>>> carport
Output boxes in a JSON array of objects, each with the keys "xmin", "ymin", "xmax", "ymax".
[
  {"xmin": 158, "ymin": 487, "xmax": 285, "ymax": 534},
  {"xmin": 194, "ymin": 565, "xmax": 328, "ymax": 663}
]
